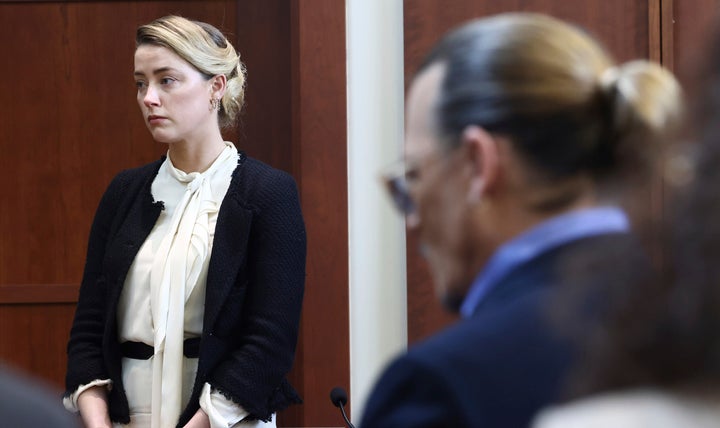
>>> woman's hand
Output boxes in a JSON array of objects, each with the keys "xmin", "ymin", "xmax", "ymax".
[
  {"xmin": 184, "ymin": 408, "xmax": 211, "ymax": 428},
  {"xmin": 77, "ymin": 386, "xmax": 112, "ymax": 428}
]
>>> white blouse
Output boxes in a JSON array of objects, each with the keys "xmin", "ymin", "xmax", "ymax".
[{"xmin": 66, "ymin": 143, "xmax": 275, "ymax": 428}]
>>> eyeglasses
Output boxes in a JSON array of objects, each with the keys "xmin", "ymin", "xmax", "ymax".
[
  {"xmin": 380, "ymin": 159, "xmax": 420, "ymax": 216},
  {"xmin": 381, "ymin": 149, "xmax": 452, "ymax": 217}
]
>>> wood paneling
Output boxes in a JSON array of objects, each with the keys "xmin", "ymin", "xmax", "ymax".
[
  {"xmin": 404, "ymin": 0, "xmax": 650, "ymax": 89},
  {"xmin": 280, "ymin": 0, "xmax": 350, "ymax": 425},
  {"xmin": 0, "ymin": 284, "xmax": 77, "ymax": 303},
  {"xmin": 235, "ymin": 1, "xmax": 293, "ymax": 172},
  {"xmin": 0, "ymin": 304, "xmax": 76, "ymax": 389},
  {"xmin": 403, "ymin": 0, "xmax": 655, "ymax": 343},
  {"xmin": 672, "ymin": 0, "xmax": 720, "ymax": 87},
  {"xmin": 648, "ymin": 0, "xmax": 662, "ymax": 63}
]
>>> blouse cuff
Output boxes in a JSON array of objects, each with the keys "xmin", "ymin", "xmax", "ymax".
[
  {"xmin": 62, "ymin": 379, "xmax": 113, "ymax": 413},
  {"xmin": 200, "ymin": 382, "xmax": 249, "ymax": 428}
]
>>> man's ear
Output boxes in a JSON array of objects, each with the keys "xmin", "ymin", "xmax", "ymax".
[
  {"xmin": 461, "ymin": 125, "xmax": 500, "ymax": 204},
  {"xmin": 209, "ymin": 74, "xmax": 227, "ymax": 100}
]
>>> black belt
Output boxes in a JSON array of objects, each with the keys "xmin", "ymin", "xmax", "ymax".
[{"xmin": 120, "ymin": 338, "xmax": 201, "ymax": 360}]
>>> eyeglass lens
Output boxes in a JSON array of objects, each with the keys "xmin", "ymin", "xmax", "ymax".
[{"xmin": 386, "ymin": 176, "xmax": 415, "ymax": 215}]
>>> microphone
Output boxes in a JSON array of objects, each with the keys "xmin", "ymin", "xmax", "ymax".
[{"xmin": 330, "ymin": 387, "xmax": 356, "ymax": 428}]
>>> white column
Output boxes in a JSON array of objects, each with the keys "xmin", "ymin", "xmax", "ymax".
[{"xmin": 346, "ymin": 0, "xmax": 406, "ymax": 422}]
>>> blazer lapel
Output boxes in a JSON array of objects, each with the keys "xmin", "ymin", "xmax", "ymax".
[
  {"xmin": 203, "ymin": 189, "xmax": 254, "ymax": 334},
  {"xmin": 105, "ymin": 169, "xmax": 164, "ymax": 305}
]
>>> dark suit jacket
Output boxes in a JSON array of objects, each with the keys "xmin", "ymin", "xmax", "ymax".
[
  {"xmin": 65, "ymin": 153, "xmax": 306, "ymax": 426},
  {"xmin": 361, "ymin": 233, "xmax": 649, "ymax": 428}
]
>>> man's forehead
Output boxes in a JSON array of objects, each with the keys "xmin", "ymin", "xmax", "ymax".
[
  {"xmin": 405, "ymin": 62, "xmax": 445, "ymax": 156},
  {"xmin": 407, "ymin": 63, "xmax": 444, "ymax": 118}
]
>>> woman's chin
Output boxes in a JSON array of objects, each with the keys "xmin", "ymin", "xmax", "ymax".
[{"xmin": 149, "ymin": 132, "xmax": 177, "ymax": 145}]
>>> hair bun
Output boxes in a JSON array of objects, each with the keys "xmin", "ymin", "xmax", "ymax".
[
  {"xmin": 599, "ymin": 66, "xmax": 620, "ymax": 90},
  {"xmin": 592, "ymin": 60, "xmax": 683, "ymax": 178},
  {"xmin": 602, "ymin": 60, "xmax": 682, "ymax": 136}
]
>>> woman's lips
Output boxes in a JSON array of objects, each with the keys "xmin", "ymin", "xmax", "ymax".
[{"xmin": 148, "ymin": 115, "xmax": 167, "ymax": 125}]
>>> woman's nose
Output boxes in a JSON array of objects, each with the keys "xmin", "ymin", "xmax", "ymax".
[{"xmin": 143, "ymin": 85, "xmax": 160, "ymax": 107}]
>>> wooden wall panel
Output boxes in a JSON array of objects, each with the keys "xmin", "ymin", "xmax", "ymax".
[
  {"xmin": 280, "ymin": 0, "xmax": 350, "ymax": 425},
  {"xmin": 403, "ymin": 0, "xmax": 654, "ymax": 343},
  {"xmin": 235, "ymin": 1, "xmax": 293, "ymax": 172},
  {"xmin": 0, "ymin": 304, "xmax": 76, "ymax": 388},
  {"xmin": 404, "ymin": 0, "xmax": 650, "ymax": 89},
  {"xmin": 672, "ymin": 0, "xmax": 720, "ymax": 87}
]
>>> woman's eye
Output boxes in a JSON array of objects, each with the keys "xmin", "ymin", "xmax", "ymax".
[
  {"xmin": 135, "ymin": 81, "xmax": 146, "ymax": 90},
  {"xmin": 160, "ymin": 77, "xmax": 176, "ymax": 85}
]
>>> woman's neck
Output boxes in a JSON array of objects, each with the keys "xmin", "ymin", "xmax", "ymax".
[{"xmin": 167, "ymin": 135, "xmax": 226, "ymax": 173}]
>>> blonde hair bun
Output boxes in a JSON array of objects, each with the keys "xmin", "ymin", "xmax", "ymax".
[{"xmin": 602, "ymin": 60, "xmax": 683, "ymax": 138}]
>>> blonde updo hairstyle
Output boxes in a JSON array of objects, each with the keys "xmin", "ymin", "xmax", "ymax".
[
  {"xmin": 420, "ymin": 13, "xmax": 682, "ymax": 209},
  {"xmin": 136, "ymin": 15, "xmax": 246, "ymax": 129}
]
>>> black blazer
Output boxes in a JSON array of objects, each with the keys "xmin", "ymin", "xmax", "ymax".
[
  {"xmin": 65, "ymin": 152, "xmax": 306, "ymax": 426},
  {"xmin": 360, "ymin": 233, "xmax": 649, "ymax": 428}
]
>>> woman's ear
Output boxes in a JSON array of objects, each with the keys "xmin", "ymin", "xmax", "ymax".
[
  {"xmin": 209, "ymin": 74, "xmax": 227, "ymax": 101},
  {"xmin": 461, "ymin": 125, "xmax": 500, "ymax": 204}
]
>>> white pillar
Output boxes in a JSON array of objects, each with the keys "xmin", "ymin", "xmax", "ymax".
[{"xmin": 346, "ymin": 0, "xmax": 406, "ymax": 422}]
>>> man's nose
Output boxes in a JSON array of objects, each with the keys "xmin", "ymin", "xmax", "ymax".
[{"xmin": 406, "ymin": 212, "xmax": 420, "ymax": 230}]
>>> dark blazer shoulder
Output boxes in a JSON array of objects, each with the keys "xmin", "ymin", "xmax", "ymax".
[
  {"xmin": 361, "ymin": 349, "xmax": 465, "ymax": 427},
  {"xmin": 232, "ymin": 155, "xmax": 300, "ymax": 207},
  {"xmin": 98, "ymin": 157, "xmax": 164, "ymax": 206},
  {"xmin": 362, "ymin": 287, "xmax": 570, "ymax": 428},
  {"xmin": 406, "ymin": 285, "xmax": 567, "ymax": 387},
  {"xmin": 112, "ymin": 157, "xmax": 164, "ymax": 187},
  {"xmin": 363, "ymin": 233, "xmax": 644, "ymax": 428}
]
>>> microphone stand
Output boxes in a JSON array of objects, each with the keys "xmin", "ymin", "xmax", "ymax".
[
  {"xmin": 330, "ymin": 387, "xmax": 357, "ymax": 428},
  {"xmin": 338, "ymin": 400, "xmax": 355, "ymax": 428}
]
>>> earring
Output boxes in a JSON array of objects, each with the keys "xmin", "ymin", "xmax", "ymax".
[{"xmin": 210, "ymin": 98, "xmax": 221, "ymax": 111}]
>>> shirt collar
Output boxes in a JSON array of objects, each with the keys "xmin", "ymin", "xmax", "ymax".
[{"xmin": 459, "ymin": 206, "xmax": 630, "ymax": 318}]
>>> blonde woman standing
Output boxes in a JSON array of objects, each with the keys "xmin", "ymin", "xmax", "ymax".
[{"xmin": 64, "ymin": 16, "xmax": 305, "ymax": 428}]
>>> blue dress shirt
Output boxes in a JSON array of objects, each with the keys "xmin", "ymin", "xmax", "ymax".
[{"xmin": 459, "ymin": 206, "xmax": 629, "ymax": 318}]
